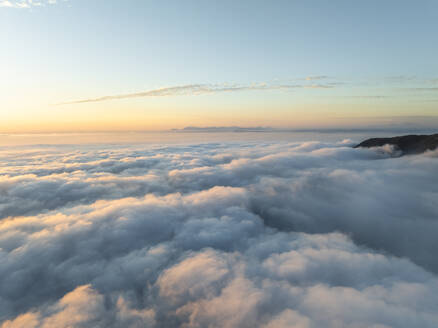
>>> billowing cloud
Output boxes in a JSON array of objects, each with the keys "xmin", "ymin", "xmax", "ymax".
[{"xmin": 0, "ymin": 139, "xmax": 438, "ymax": 327}]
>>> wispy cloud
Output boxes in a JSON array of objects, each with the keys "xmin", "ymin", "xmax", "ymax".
[
  {"xmin": 384, "ymin": 75, "xmax": 418, "ymax": 83},
  {"xmin": 347, "ymin": 95, "xmax": 389, "ymax": 99},
  {"xmin": 305, "ymin": 75, "xmax": 329, "ymax": 81},
  {"xmin": 384, "ymin": 76, "xmax": 438, "ymax": 86},
  {"xmin": 411, "ymin": 87, "xmax": 438, "ymax": 91},
  {"xmin": 56, "ymin": 82, "xmax": 334, "ymax": 105},
  {"xmin": 0, "ymin": 0, "xmax": 61, "ymax": 8}
]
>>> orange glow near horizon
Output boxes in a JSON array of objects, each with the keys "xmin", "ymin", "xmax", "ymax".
[{"xmin": 2, "ymin": 102, "xmax": 437, "ymax": 134}]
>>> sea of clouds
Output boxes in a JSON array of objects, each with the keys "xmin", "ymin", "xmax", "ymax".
[{"xmin": 1, "ymin": 139, "xmax": 438, "ymax": 327}]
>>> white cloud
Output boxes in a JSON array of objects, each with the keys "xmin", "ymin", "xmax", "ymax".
[
  {"xmin": 56, "ymin": 82, "xmax": 335, "ymax": 105},
  {"xmin": 0, "ymin": 0, "xmax": 60, "ymax": 8},
  {"xmin": 0, "ymin": 139, "xmax": 438, "ymax": 327},
  {"xmin": 305, "ymin": 75, "xmax": 329, "ymax": 81}
]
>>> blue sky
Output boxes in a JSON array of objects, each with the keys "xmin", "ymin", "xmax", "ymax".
[{"xmin": 1, "ymin": 0, "xmax": 437, "ymax": 132}]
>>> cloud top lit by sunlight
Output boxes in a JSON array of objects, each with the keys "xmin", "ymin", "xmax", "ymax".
[{"xmin": 0, "ymin": 139, "xmax": 438, "ymax": 327}]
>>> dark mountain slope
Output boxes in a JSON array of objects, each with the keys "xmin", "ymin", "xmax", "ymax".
[{"xmin": 355, "ymin": 134, "xmax": 438, "ymax": 155}]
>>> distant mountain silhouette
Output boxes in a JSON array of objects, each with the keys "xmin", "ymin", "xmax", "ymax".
[{"xmin": 355, "ymin": 134, "xmax": 438, "ymax": 155}]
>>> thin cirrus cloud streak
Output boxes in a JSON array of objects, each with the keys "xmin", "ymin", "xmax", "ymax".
[
  {"xmin": 305, "ymin": 75, "xmax": 329, "ymax": 81},
  {"xmin": 55, "ymin": 82, "xmax": 335, "ymax": 105},
  {"xmin": 410, "ymin": 87, "xmax": 438, "ymax": 91}
]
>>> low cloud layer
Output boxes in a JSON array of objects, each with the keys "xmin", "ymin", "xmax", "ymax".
[{"xmin": 1, "ymin": 139, "xmax": 438, "ymax": 327}]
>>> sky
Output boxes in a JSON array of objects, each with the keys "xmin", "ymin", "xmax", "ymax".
[
  {"xmin": 1, "ymin": 0, "xmax": 437, "ymax": 132},
  {"xmin": 1, "ymin": 2, "xmax": 438, "ymax": 326}
]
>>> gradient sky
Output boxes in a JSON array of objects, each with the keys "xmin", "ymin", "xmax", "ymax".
[{"xmin": 1, "ymin": 0, "xmax": 437, "ymax": 132}]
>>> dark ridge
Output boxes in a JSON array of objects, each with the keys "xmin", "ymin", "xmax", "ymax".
[{"xmin": 354, "ymin": 134, "xmax": 438, "ymax": 155}]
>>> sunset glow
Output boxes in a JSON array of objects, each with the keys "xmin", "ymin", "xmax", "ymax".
[
  {"xmin": 1, "ymin": 0, "xmax": 437, "ymax": 133},
  {"xmin": 1, "ymin": 1, "xmax": 438, "ymax": 327}
]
